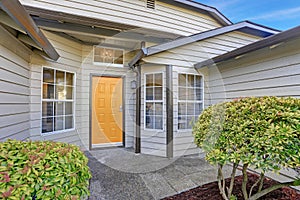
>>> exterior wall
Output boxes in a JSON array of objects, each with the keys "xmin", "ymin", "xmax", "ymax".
[
  {"xmin": 143, "ymin": 31, "xmax": 261, "ymax": 66},
  {"xmin": 140, "ymin": 65, "xmax": 167, "ymax": 157},
  {"xmin": 0, "ymin": 28, "xmax": 32, "ymax": 141},
  {"xmin": 172, "ymin": 66, "xmax": 208, "ymax": 157},
  {"xmin": 207, "ymin": 36, "xmax": 300, "ymax": 105},
  {"xmin": 80, "ymin": 45, "xmax": 136, "ymax": 149},
  {"xmin": 20, "ymin": 0, "xmax": 222, "ymax": 36},
  {"xmin": 29, "ymin": 31, "xmax": 83, "ymax": 146}
]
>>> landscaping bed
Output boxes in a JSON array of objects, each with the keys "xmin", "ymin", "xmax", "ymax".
[{"xmin": 163, "ymin": 173, "xmax": 300, "ymax": 200}]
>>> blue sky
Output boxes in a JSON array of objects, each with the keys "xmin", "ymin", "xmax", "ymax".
[{"xmin": 198, "ymin": 0, "xmax": 300, "ymax": 31}]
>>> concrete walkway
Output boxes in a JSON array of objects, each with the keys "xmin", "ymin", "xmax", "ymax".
[{"xmin": 86, "ymin": 148, "xmax": 235, "ymax": 200}]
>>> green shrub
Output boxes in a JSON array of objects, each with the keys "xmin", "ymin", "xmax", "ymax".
[
  {"xmin": 0, "ymin": 140, "xmax": 91, "ymax": 200},
  {"xmin": 193, "ymin": 96, "xmax": 300, "ymax": 200}
]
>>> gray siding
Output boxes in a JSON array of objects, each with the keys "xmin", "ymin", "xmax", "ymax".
[
  {"xmin": 80, "ymin": 45, "xmax": 136, "ymax": 149},
  {"xmin": 20, "ymin": 0, "xmax": 222, "ymax": 36},
  {"xmin": 143, "ymin": 31, "xmax": 261, "ymax": 67},
  {"xmin": 29, "ymin": 31, "xmax": 83, "ymax": 146},
  {"xmin": 0, "ymin": 31, "xmax": 31, "ymax": 141},
  {"xmin": 207, "ymin": 37, "xmax": 300, "ymax": 105}
]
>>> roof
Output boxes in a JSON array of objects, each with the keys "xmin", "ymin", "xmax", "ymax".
[
  {"xmin": 128, "ymin": 21, "xmax": 280, "ymax": 67},
  {"xmin": 195, "ymin": 25, "xmax": 300, "ymax": 69},
  {"xmin": 0, "ymin": 0, "xmax": 59, "ymax": 60},
  {"xmin": 161, "ymin": 0, "xmax": 232, "ymax": 26}
]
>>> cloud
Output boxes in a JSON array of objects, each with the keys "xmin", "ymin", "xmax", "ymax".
[{"xmin": 248, "ymin": 6, "xmax": 300, "ymax": 21}]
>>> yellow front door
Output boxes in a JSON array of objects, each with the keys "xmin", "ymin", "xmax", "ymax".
[{"xmin": 92, "ymin": 76, "xmax": 123, "ymax": 145}]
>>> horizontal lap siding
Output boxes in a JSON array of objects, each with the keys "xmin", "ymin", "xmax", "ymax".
[
  {"xmin": 143, "ymin": 31, "xmax": 261, "ymax": 66},
  {"xmin": 30, "ymin": 31, "xmax": 83, "ymax": 146},
  {"xmin": 208, "ymin": 38, "xmax": 300, "ymax": 104},
  {"xmin": 140, "ymin": 66, "xmax": 167, "ymax": 157},
  {"xmin": 20, "ymin": 0, "xmax": 221, "ymax": 36},
  {"xmin": 0, "ymin": 43, "xmax": 31, "ymax": 141},
  {"xmin": 81, "ymin": 45, "xmax": 136, "ymax": 148},
  {"xmin": 173, "ymin": 67, "xmax": 207, "ymax": 157}
]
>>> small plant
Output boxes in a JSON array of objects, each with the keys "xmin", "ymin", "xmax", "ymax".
[
  {"xmin": 0, "ymin": 140, "xmax": 91, "ymax": 200},
  {"xmin": 193, "ymin": 96, "xmax": 300, "ymax": 200}
]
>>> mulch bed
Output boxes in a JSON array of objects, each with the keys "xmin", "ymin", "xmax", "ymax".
[{"xmin": 163, "ymin": 173, "xmax": 300, "ymax": 200}]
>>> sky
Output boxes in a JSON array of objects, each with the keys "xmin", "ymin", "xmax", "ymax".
[{"xmin": 197, "ymin": 0, "xmax": 300, "ymax": 31}]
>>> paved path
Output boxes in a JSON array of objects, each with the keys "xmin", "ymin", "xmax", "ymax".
[{"xmin": 86, "ymin": 148, "xmax": 235, "ymax": 200}]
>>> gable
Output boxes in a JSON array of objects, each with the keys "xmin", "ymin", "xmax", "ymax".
[
  {"xmin": 20, "ymin": 0, "xmax": 224, "ymax": 36},
  {"xmin": 142, "ymin": 31, "xmax": 262, "ymax": 67}
]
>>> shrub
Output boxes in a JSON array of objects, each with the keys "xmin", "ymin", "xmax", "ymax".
[
  {"xmin": 0, "ymin": 140, "xmax": 91, "ymax": 200},
  {"xmin": 193, "ymin": 96, "xmax": 300, "ymax": 200}
]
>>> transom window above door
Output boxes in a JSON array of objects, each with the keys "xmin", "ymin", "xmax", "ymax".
[
  {"xmin": 93, "ymin": 46, "xmax": 124, "ymax": 65},
  {"xmin": 145, "ymin": 73, "xmax": 163, "ymax": 130},
  {"xmin": 178, "ymin": 74, "xmax": 203, "ymax": 130},
  {"xmin": 42, "ymin": 68, "xmax": 75, "ymax": 134}
]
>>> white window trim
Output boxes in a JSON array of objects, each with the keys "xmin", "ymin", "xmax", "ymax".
[
  {"xmin": 40, "ymin": 66, "xmax": 76, "ymax": 135},
  {"xmin": 144, "ymin": 71, "xmax": 165, "ymax": 131},
  {"xmin": 177, "ymin": 72, "xmax": 204, "ymax": 131},
  {"xmin": 93, "ymin": 46, "xmax": 125, "ymax": 67}
]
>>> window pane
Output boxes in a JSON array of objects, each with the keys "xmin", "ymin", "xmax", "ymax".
[
  {"xmin": 66, "ymin": 73, "xmax": 73, "ymax": 86},
  {"xmin": 146, "ymin": 74, "xmax": 154, "ymax": 86},
  {"xmin": 55, "ymin": 102, "xmax": 64, "ymax": 116},
  {"xmin": 178, "ymin": 74, "xmax": 186, "ymax": 86},
  {"xmin": 56, "ymin": 85, "xmax": 65, "ymax": 100},
  {"xmin": 146, "ymin": 88, "xmax": 154, "ymax": 100},
  {"xmin": 195, "ymin": 103, "xmax": 202, "ymax": 116},
  {"xmin": 179, "ymin": 88, "xmax": 187, "ymax": 100},
  {"xmin": 196, "ymin": 89, "xmax": 202, "ymax": 100},
  {"xmin": 56, "ymin": 71, "xmax": 65, "ymax": 85},
  {"xmin": 155, "ymin": 73, "xmax": 163, "ymax": 86},
  {"xmin": 187, "ymin": 116, "xmax": 194, "ymax": 129},
  {"xmin": 65, "ymin": 116, "xmax": 73, "ymax": 129},
  {"xmin": 188, "ymin": 88, "xmax": 195, "ymax": 100},
  {"xmin": 146, "ymin": 115, "xmax": 154, "ymax": 129},
  {"xmin": 146, "ymin": 103, "xmax": 154, "ymax": 115},
  {"xmin": 155, "ymin": 116, "xmax": 163, "ymax": 129},
  {"xmin": 43, "ymin": 84, "xmax": 54, "ymax": 99},
  {"xmin": 42, "ymin": 102, "xmax": 53, "ymax": 117},
  {"xmin": 178, "ymin": 116, "xmax": 186, "ymax": 129},
  {"xmin": 178, "ymin": 102, "xmax": 186, "ymax": 115},
  {"xmin": 43, "ymin": 68, "xmax": 54, "ymax": 83},
  {"xmin": 105, "ymin": 57, "xmax": 113, "ymax": 63},
  {"xmin": 187, "ymin": 103, "xmax": 194, "ymax": 115},
  {"xmin": 66, "ymin": 86, "xmax": 73, "ymax": 100},
  {"xmin": 154, "ymin": 87, "xmax": 162, "ymax": 100},
  {"xmin": 42, "ymin": 117, "xmax": 53, "ymax": 133},
  {"xmin": 114, "ymin": 57, "xmax": 123, "ymax": 64},
  {"xmin": 155, "ymin": 103, "xmax": 163, "ymax": 115},
  {"xmin": 65, "ymin": 102, "xmax": 73, "ymax": 115},
  {"xmin": 195, "ymin": 76, "xmax": 202, "ymax": 87},
  {"xmin": 54, "ymin": 117, "xmax": 64, "ymax": 131},
  {"xmin": 187, "ymin": 75, "xmax": 194, "ymax": 87}
]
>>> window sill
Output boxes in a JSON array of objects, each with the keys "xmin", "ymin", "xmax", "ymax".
[
  {"xmin": 93, "ymin": 62, "xmax": 124, "ymax": 68},
  {"xmin": 41, "ymin": 128, "xmax": 76, "ymax": 136}
]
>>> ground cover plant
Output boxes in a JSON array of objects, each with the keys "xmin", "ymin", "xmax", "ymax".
[
  {"xmin": 0, "ymin": 140, "xmax": 91, "ymax": 200},
  {"xmin": 193, "ymin": 96, "xmax": 300, "ymax": 200}
]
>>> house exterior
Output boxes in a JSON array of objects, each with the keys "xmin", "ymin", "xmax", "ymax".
[{"xmin": 0, "ymin": 0, "xmax": 297, "ymax": 158}]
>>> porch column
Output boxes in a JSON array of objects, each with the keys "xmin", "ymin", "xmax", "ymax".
[
  {"xmin": 135, "ymin": 64, "xmax": 141, "ymax": 153},
  {"xmin": 166, "ymin": 65, "xmax": 173, "ymax": 158}
]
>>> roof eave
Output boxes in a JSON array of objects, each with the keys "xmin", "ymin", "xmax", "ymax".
[
  {"xmin": 0, "ymin": 0, "xmax": 60, "ymax": 61},
  {"xmin": 195, "ymin": 25, "xmax": 300, "ymax": 69}
]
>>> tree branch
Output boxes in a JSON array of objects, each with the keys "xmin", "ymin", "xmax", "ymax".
[
  {"xmin": 227, "ymin": 163, "xmax": 238, "ymax": 199},
  {"xmin": 217, "ymin": 164, "xmax": 229, "ymax": 200},
  {"xmin": 249, "ymin": 172, "xmax": 264, "ymax": 197},
  {"xmin": 249, "ymin": 181, "xmax": 295, "ymax": 200},
  {"xmin": 242, "ymin": 164, "xmax": 249, "ymax": 200}
]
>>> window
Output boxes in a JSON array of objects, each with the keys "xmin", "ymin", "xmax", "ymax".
[
  {"xmin": 42, "ymin": 68, "xmax": 75, "ymax": 134},
  {"xmin": 93, "ymin": 46, "xmax": 124, "ymax": 65},
  {"xmin": 178, "ymin": 74, "xmax": 203, "ymax": 130},
  {"xmin": 145, "ymin": 73, "xmax": 163, "ymax": 130}
]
